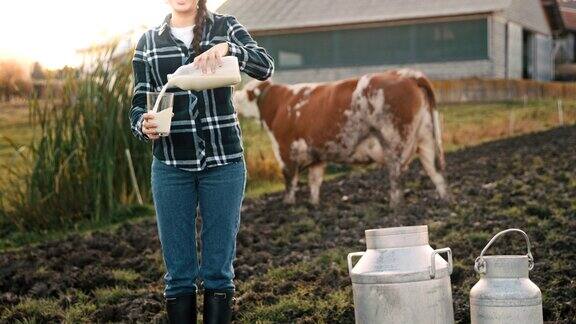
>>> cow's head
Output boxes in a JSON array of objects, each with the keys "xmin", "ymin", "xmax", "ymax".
[{"xmin": 233, "ymin": 79, "xmax": 272, "ymax": 119}]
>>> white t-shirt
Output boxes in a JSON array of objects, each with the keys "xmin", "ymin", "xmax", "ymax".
[{"xmin": 170, "ymin": 25, "xmax": 195, "ymax": 48}]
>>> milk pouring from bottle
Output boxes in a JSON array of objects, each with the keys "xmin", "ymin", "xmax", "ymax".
[
  {"xmin": 151, "ymin": 55, "xmax": 242, "ymax": 113},
  {"xmin": 149, "ymin": 56, "xmax": 241, "ymax": 136}
]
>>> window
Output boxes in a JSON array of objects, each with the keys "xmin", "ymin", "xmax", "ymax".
[
  {"xmin": 278, "ymin": 51, "xmax": 303, "ymax": 67},
  {"xmin": 255, "ymin": 18, "xmax": 488, "ymax": 70}
]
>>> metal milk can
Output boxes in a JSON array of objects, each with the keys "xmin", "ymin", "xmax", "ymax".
[
  {"xmin": 470, "ymin": 229, "xmax": 543, "ymax": 324},
  {"xmin": 347, "ymin": 225, "xmax": 455, "ymax": 324}
]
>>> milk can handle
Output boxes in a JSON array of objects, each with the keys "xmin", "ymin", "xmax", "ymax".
[
  {"xmin": 474, "ymin": 228, "xmax": 534, "ymax": 274},
  {"xmin": 347, "ymin": 252, "xmax": 365, "ymax": 274},
  {"xmin": 430, "ymin": 247, "xmax": 453, "ymax": 279}
]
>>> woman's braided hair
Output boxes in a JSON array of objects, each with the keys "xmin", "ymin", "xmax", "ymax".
[{"xmin": 192, "ymin": 0, "xmax": 207, "ymax": 54}]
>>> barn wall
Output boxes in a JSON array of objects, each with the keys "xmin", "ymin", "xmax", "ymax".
[
  {"xmin": 535, "ymin": 33, "xmax": 554, "ymax": 81},
  {"xmin": 507, "ymin": 21, "xmax": 524, "ymax": 79},
  {"xmin": 266, "ymin": 60, "xmax": 493, "ymax": 84},
  {"xmin": 490, "ymin": 14, "xmax": 507, "ymax": 79}
]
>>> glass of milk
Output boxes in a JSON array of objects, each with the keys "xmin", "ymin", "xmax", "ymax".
[{"xmin": 146, "ymin": 92, "xmax": 174, "ymax": 137}]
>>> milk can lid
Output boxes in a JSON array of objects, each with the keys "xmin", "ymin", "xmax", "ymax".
[{"xmin": 365, "ymin": 225, "xmax": 428, "ymax": 237}]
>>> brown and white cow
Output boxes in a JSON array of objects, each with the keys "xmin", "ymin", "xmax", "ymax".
[{"xmin": 233, "ymin": 69, "xmax": 450, "ymax": 207}]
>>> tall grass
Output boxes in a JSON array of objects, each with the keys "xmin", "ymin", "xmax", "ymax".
[{"xmin": 0, "ymin": 41, "xmax": 152, "ymax": 232}]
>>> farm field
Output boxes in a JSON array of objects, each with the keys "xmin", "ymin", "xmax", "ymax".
[
  {"xmin": 241, "ymin": 97, "xmax": 576, "ymax": 197},
  {"xmin": 2, "ymin": 98, "xmax": 574, "ymax": 198},
  {"xmin": 0, "ymin": 97, "xmax": 573, "ymax": 248},
  {"xmin": 0, "ymin": 101, "xmax": 37, "ymax": 162},
  {"xmin": 1, "ymin": 125, "xmax": 574, "ymax": 323}
]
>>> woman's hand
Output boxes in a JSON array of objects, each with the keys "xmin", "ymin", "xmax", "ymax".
[
  {"xmin": 141, "ymin": 112, "xmax": 174, "ymax": 140},
  {"xmin": 192, "ymin": 42, "xmax": 229, "ymax": 74},
  {"xmin": 142, "ymin": 112, "xmax": 160, "ymax": 140}
]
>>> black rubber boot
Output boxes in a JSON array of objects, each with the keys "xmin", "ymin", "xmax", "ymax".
[
  {"xmin": 166, "ymin": 292, "xmax": 197, "ymax": 324},
  {"xmin": 202, "ymin": 288, "xmax": 234, "ymax": 324}
]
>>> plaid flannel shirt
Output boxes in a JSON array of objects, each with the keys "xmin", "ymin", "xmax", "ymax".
[{"xmin": 130, "ymin": 10, "xmax": 274, "ymax": 171}]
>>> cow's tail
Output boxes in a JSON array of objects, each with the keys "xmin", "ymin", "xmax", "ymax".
[{"xmin": 414, "ymin": 75, "xmax": 445, "ymax": 172}]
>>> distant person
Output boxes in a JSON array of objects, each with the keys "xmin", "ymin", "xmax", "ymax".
[{"xmin": 128, "ymin": 0, "xmax": 274, "ymax": 323}]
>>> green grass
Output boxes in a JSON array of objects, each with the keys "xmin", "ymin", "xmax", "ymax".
[
  {"xmin": 235, "ymin": 248, "xmax": 354, "ymax": 323},
  {"xmin": 0, "ymin": 102, "xmax": 38, "ymax": 191},
  {"xmin": 109, "ymin": 269, "xmax": 141, "ymax": 284},
  {"xmin": 0, "ymin": 297, "xmax": 65, "ymax": 322},
  {"xmin": 92, "ymin": 286, "xmax": 134, "ymax": 305},
  {"xmin": 0, "ymin": 287, "xmax": 149, "ymax": 323},
  {"xmin": 0, "ymin": 104, "xmax": 36, "ymax": 158},
  {"xmin": 439, "ymin": 98, "xmax": 576, "ymax": 151}
]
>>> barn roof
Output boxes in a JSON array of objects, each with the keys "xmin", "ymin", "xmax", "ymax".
[
  {"xmin": 560, "ymin": 9, "xmax": 576, "ymax": 31},
  {"xmin": 541, "ymin": 0, "xmax": 565, "ymax": 34},
  {"xmin": 216, "ymin": 0, "xmax": 551, "ymax": 35}
]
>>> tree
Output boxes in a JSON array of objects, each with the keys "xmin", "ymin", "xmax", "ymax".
[
  {"xmin": 31, "ymin": 61, "xmax": 46, "ymax": 80},
  {"xmin": 0, "ymin": 60, "xmax": 33, "ymax": 101}
]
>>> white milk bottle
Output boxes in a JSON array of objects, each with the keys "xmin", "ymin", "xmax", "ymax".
[{"xmin": 167, "ymin": 55, "xmax": 242, "ymax": 91}]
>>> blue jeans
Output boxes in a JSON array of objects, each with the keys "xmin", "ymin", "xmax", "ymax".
[{"xmin": 151, "ymin": 155, "xmax": 247, "ymax": 298}]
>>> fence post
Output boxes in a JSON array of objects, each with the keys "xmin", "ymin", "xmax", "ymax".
[
  {"xmin": 440, "ymin": 112, "xmax": 445, "ymax": 136},
  {"xmin": 125, "ymin": 148, "xmax": 143, "ymax": 205},
  {"xmin": 557, "ymin": 99, "xmax": 564, "ymax": 126},
  {"xmin": 508, "ymin": 109, "xmax": 515, "ymax": 136},
  {"xmin": 522, "ymin": 94, "xmax": 528, "ymax": 107}
]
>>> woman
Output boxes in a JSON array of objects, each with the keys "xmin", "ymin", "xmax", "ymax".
[{"xmin": 129, "ymin": 0, "xmax": 274, "ymax": 322}]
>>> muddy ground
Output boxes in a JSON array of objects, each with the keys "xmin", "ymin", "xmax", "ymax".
[{"xmin": 1, "ymin": 125, "xmax": 575, "ymax": 323}]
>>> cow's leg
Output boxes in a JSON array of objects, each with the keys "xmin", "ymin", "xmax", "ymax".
[
  {"xmin": 418, "ymin": 134, "xmax": 450, "ymax": 200},
  {"xmin": 369, "ymin": 126, "xmax": 405, "ymax": 208},
  {"xmin": 387, "ymin": 158, "xmax": 404, "ymax": 208},
  {"xmin": 282, "ymin": 165, "xmax": 299, "ymax": 204},
  {"xmin": 308, "ymin": 162, "xmax": 326, "ymax": 205}
]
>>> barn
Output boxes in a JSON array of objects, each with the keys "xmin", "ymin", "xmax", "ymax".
[{"xmin": 217, "ymin": 0, "xmax": 554, "ymax": 83}]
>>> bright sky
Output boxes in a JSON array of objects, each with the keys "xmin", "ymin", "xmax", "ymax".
[{"xmin": 0, "ymin": 0, "xmax": 227, "ymax": 69}]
